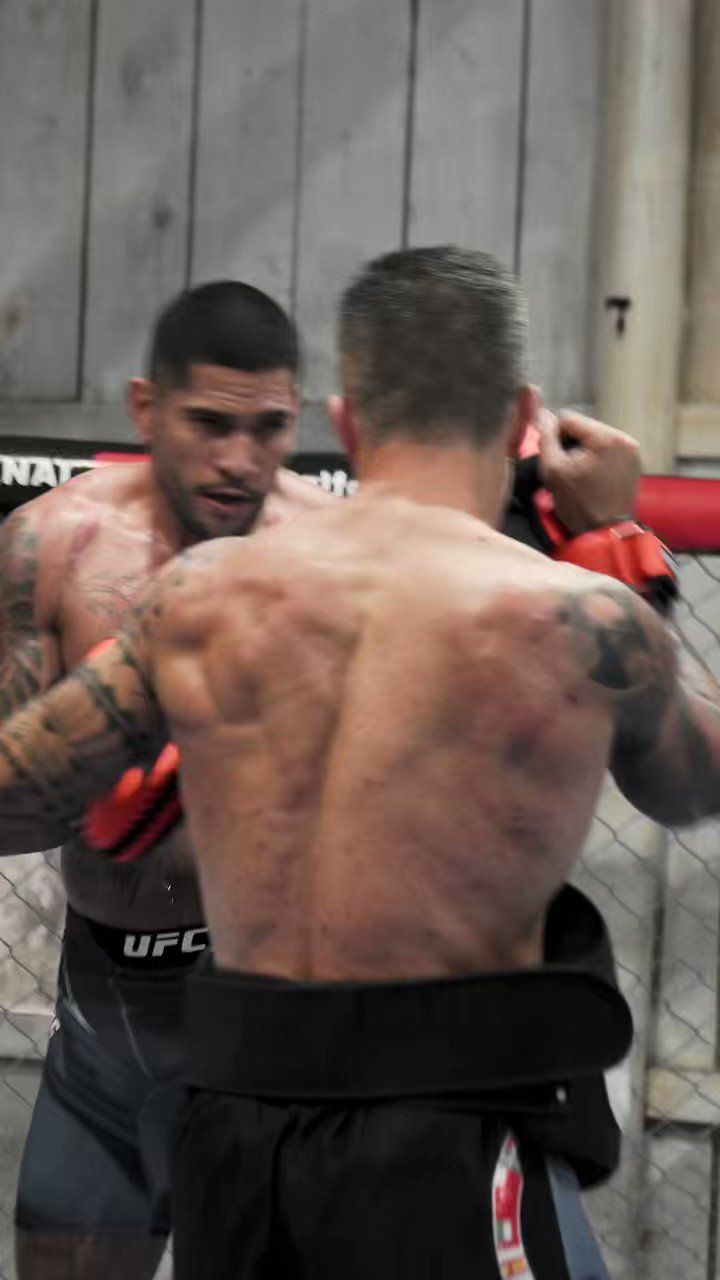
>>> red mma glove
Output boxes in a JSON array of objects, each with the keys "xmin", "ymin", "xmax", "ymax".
[{"xmin": 517, "ymin": 423, "xmax": 678, "ymax": 614}]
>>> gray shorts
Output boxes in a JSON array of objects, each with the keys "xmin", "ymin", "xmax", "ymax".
[{"xmin": 15, "ymin": 909, "xmax": 208, "ymax": 1238}]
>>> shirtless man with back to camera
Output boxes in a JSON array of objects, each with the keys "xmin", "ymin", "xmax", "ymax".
[
  {"xmin": 0, "ymin": 247, "xmax": 712, "ymax": 1279},
  {"xmin": 2, "ymin": 283, "xmax": 645, "ymax": 1279}
]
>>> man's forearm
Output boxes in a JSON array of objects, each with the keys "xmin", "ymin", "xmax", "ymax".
[
  {"xmin": 612, "ymin": 635, "xmax": 720, "ymax": 827},
  {"xmin": 0, "ymin": 729, "xmax": 75, "ymax": 852},
  {"xmin": 672, "ymin": 646, "xmax": 720, "ymax": 821},
  {"xmin": 677, "ymin": 637, "xmax": 720, "ymax": 706},
  {"xmin": 0, "ymin": 680, "xmax": 132, "ymax": 852},
  {"xmin": 0, "ymin": 646, "xmax": 163, "ymax": 855}
]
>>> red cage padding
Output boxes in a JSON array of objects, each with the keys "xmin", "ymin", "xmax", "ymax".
[
  {"xmin": 636, "ymin": 476, "xmax": 720, "ymax": 553},
  {"xmin": 0, "ymin": 436, "xmax": 717, "ymax": 552}
]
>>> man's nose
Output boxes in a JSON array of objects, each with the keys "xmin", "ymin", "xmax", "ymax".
[{"xmin": 213, "ymin": 432, "xmax": 263, "ymax": 484}]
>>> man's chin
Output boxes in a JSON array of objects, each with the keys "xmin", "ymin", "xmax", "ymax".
[{"xmin": 192, "ymin": 502, "xmax": 262, "ymax": 540}]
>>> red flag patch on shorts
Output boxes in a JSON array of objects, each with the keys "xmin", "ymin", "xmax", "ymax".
[{"xmin": 492, "ymin": 1133, "xmax": 536, "ymax": 1279}]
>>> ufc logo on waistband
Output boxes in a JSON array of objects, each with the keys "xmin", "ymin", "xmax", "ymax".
[{"xmin": 123, "ymin": 927, "xmax": 209, "ymax": 959}]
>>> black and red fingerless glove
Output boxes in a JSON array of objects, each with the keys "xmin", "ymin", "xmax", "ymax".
[{"xmin": 515, "ymin": 425, "xmax": 678, "ymax": 614}]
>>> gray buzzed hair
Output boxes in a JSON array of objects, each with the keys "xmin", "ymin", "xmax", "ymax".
[{"xmin": 339, "ymin": 246, "xmax": 528, "ymax": 447}]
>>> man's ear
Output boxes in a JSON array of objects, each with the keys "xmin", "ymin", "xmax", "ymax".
[
  {"xmin": 326, "ymin": 394, "xmax": 358, "ymax": 463},
  {"xmin": 507, "ymin": 384, "xmax": 540, "ymax": 459},
  {"xmin": 127, "ymin": 378, "xmax": 157, "ymax": 446}
]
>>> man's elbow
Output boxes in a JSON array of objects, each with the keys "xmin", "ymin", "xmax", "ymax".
[
  {"xmin": 0, "ymin": 808, "xmax": 74, "ymax": 855},
  {"xmin": 612, "ymin": 765, "xmax": 720, "ymax": 829}
]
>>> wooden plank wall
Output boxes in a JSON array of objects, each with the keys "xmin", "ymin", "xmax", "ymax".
[
  {"xmin": 296, "ymin": 0, "xmax": 410, "ymax": 396},
  {"xmin": 0, "ymin": 0, "xmax": 607, "ymax": 449},
  {"xmin": 192, "ymin": 0, "xmax": 303, "ymax": 309},
  {"xmin": 0, "ymin": 0, "xmax": 92, "ymax": 400},
  {"xmin": 82, "ymin": 0, "xmax": 197, "ymax": 401}
]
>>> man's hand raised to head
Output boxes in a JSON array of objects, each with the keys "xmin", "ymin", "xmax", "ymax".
[{"xmin": 537, "ymin": 408, "xmax": 642, "ymax": 536}]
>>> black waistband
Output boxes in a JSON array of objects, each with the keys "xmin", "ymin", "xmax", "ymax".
[
  {"xmin": 186, "ymin": 886, "xmax": 632, "ymax": 1101},
  {"xmin": 67, "ymin": 908, "xmax": 209, "ymax": 971}
]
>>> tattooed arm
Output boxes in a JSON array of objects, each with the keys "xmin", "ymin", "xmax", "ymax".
[
  {"xmin": 0, "ymin": 544, "xmax": 212, "ymax": 854},
  {"xmin": 561, "ymin": 580, "xmax": 720, "ymax": 825},
  {"xmin": 0, "ymin": 506, "xmax": 62, "ymax": 719},
  {"xmin": 0, "ymin": 610, "xmax": 166, "ymax": 853}
]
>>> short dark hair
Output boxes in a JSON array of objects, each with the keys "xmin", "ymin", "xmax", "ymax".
[
  {"xmin": 339, "ymin": 247, "xmax": 527, "ymax": 446},
  {"xmin": 148, "ymin": 280, "xmax": 300, "ymax": 388}
]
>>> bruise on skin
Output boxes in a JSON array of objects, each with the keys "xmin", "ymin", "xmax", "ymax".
[
  {"xmin": 505, "ymin": 733, "xmax": 536, "ymax": 766},
  {"xmin": 66, "ymin": 517, "xmax": 100, "ymax": 572},
  {"xmin": 503, "ymin": 698, "xmax": 557, "ymax": 768}
]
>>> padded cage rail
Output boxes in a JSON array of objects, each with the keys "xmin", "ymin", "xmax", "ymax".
[{"xmin": 0, "ymin": 436, "xmax": 715, "ymax": 552}]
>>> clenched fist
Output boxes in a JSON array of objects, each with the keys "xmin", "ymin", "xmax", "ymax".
[{"xmin": 537, "ymin": 408, "xmax": 641, "ymax": 535}]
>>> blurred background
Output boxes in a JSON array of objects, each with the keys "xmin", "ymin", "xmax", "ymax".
[{"xmin": 1, "ymin": 2, "xmax": 720, "ymax": 1278}]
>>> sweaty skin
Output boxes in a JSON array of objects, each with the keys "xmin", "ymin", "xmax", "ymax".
[
  {"xmin": 0, "ymin": 456, "xmax": 331, "ymax": 929},
  {"xmin": 0, "ymin": 391, "xmax": 642, "ymax": 933},
  {"xmin": 0, "ymin": 491, "xmax": 713, "ymax": 981}
]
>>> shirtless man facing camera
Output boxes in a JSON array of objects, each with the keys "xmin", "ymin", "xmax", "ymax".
[
  {"xmin": 0, "ymin": 254, "xmax": 673, "ymax": 1279},
  {"xmin": 3, "ymin": 280, "xmax": 331, "ymax": 1280}
]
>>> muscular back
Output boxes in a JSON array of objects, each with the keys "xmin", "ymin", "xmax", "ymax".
[{"xmin": 153, "ymin": 497, "xmax": 640, "ymax": 978}]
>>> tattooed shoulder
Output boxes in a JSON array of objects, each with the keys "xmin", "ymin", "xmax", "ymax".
[
  {"xmin": 0, "ymin": 507, "xmax": 47, "ymax": 716},
  {"xmin": 0, "ymin": 506, "xmax": 40, "ymax": 613},
  {"xmin": 135, "ymin": 543, "xmax": 221, "ymax": 637},
  {"xmin": 556, "ymin": 581, "xmax": 676, "ymax": 715}
]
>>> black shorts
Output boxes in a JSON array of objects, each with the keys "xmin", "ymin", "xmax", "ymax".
[
  {"xmin": 175, "ymin": 1090, "xmax": 609, "ymax": 1280},
  {"xmin": 174, "ymin": 887, "xmax": 631, "ymax": 1279},
  {"xmin": 15, "ymin": 908, "xmax": 208, "ymax": 1239}
]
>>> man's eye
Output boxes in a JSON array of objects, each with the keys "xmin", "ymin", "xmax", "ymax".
[
  {"xmin": 188, "ymin": 410, "xmax": 225, "ymax": 431},
  {"xmin": 257, "ymin": 414, "xmax": 288, "ymax": 436}
]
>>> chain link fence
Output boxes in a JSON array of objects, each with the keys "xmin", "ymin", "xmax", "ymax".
[{"xmin": 1, "ymin": 554, "xmax": 720, "ymax": 1279}]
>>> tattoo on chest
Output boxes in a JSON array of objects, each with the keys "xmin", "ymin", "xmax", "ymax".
[
  {"xmin": 134, "ymin": 557, "xmax": 193, "ymax": 638},
  {"xmin": 76, "ymin": 573, "xmax": 145, "ymax": 629}
]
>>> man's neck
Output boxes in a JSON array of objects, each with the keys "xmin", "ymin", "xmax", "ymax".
[
  {"xmin": 357, "ymin": 439, "xmax": 508, "ymax": 527},
  {"xmin": 146, "ymin": 477, "xmax": 198, "ymax": 554}
]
